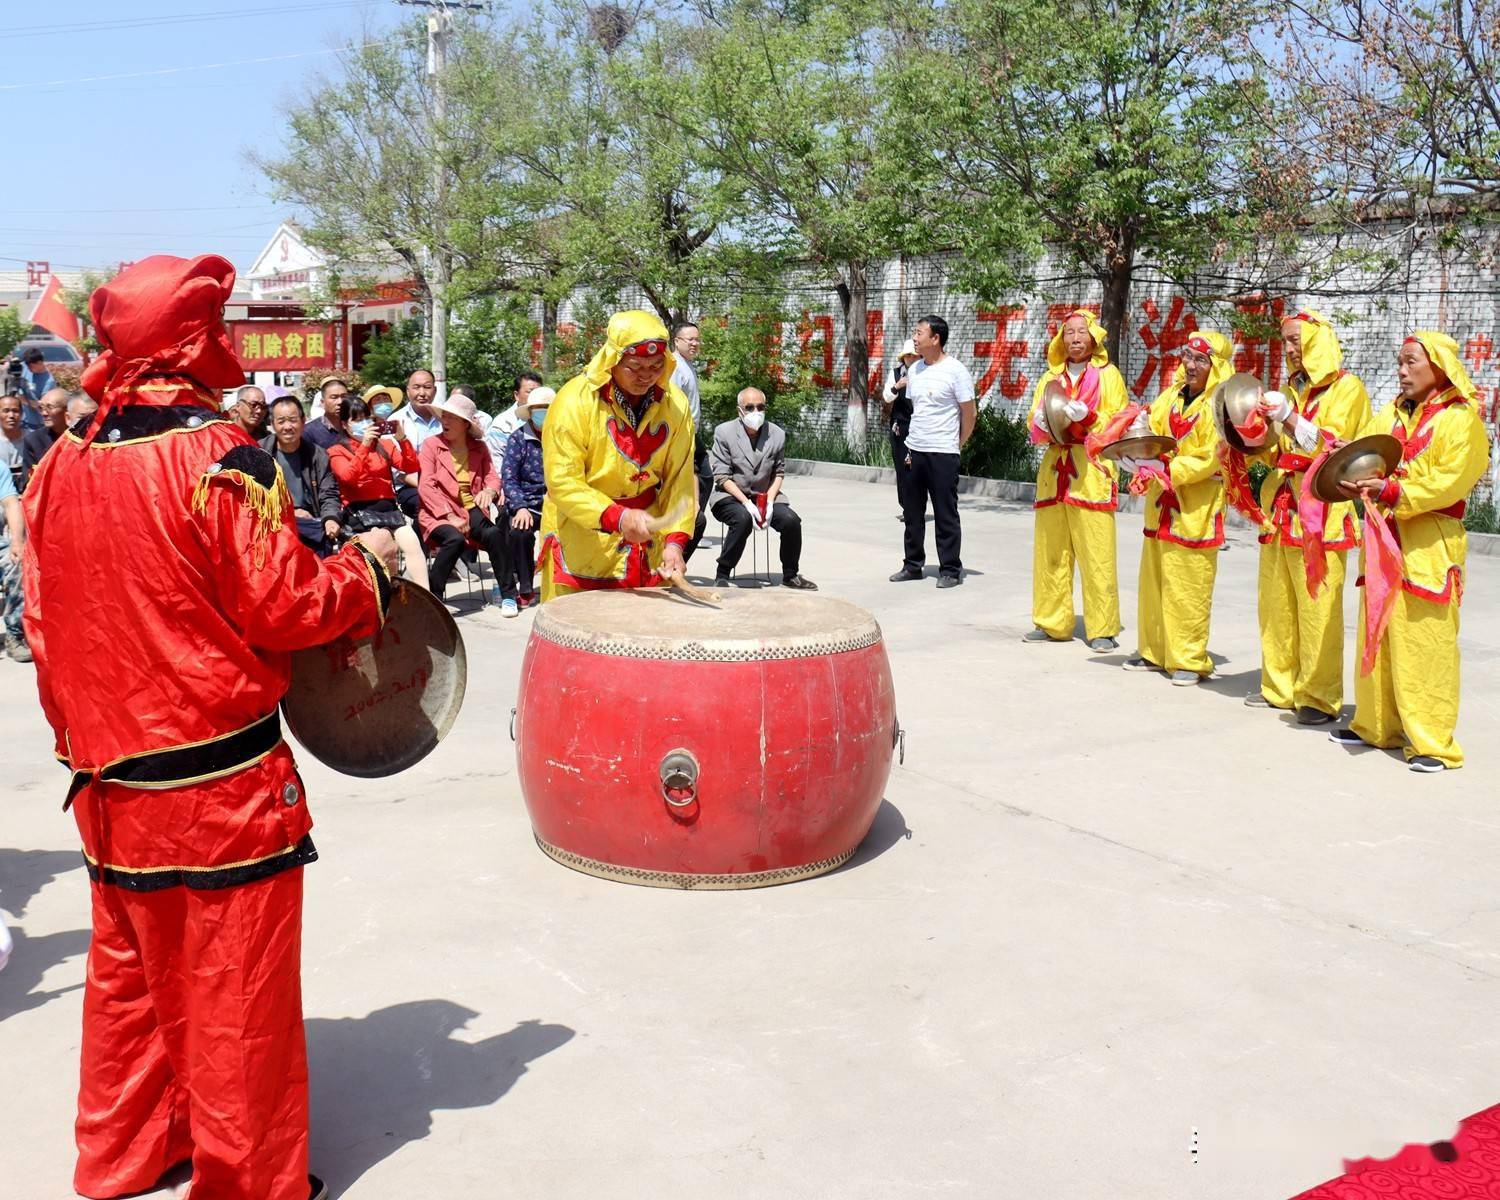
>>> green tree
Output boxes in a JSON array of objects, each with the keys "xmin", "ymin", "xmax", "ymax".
[
  {"xmin": 0, "ymin": 308, "xmax": 31, "ymax": 358},
  {"xmin": 886, "ymin": 0, "xmax": 1276, "ymax": 360},
  {"xmin": 357, "ymin": 318, "xmax": 426, "ymax": 390},
  {"xmin": 446, "ymin": 295, "xmax": 539, "ymax": 408}
]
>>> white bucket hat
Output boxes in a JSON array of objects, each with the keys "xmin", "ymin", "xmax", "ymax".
[
  {"xmin": 433, "ymin": 393, "xmax": 484, "ymax": 436},
  {"xmin": 519, "ymin": 386, "xmax": 556, "ymax": 418}
]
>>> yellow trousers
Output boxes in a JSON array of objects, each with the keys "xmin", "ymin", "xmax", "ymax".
[
  {"xmin": 1256, "ymin": 544, "xmax": 1346, "ymax": 715},
  {"xmin": 1136, "ymin": 537, "xmax": 1218, "ymax": 676},
  {"xmin": 1352, "ymin": 589, "xmax": 1463, "ymax": 767},
  {"xmin": 1032, "ymin": 503, "xmax": 1120, "ymax": 641}
]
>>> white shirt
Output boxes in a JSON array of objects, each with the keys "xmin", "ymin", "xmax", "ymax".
[
  {"xmin": 904, "ymin": 355, "xmax": 975, "ymax": 454},
  {"xmin": 486, "ymin": 404, "xmax": 525, "ymax": 459},
  {"xmin": 392, "ymin": 405, "xmax": 442, "ymax": 448},
  {"xmin": 671, "ymin": 357, "xmax": 701, "ymax": 425}
]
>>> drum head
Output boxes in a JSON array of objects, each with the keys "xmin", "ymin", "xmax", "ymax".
[
  {"xmin": 1096, "ymin": 433, "xmax": 1176, "ymax": 462},
  {"xmin": 283, "ymin": 580, "xmax": 467, "ymax": 777},
  {"xmin": 1310, "ymin": 434, "xmax": 1402, "ymax": 504}
]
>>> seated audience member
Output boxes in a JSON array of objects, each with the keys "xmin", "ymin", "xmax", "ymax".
[
  {"xmin": 500, "ymin": 385, "xmax": 553, "ymax": 607},
  {"xmin": 325, "ymin": 395, "xmax": 428, "ymax": 588},
  {"xmin": 304, "ymin": 376, "xmax": 352, "ymax": 449},
  {"xmin": 419, "ymin": 393, "xmax": 516, "ymax": 612},
  {"xmin": 1, "ymin": 394, "xmax": 25, "ymax": 490},
  {"xmin": 66, "ymin": 394, "xmax": 98, "ymax": 428},
  {"xmin": 486, "ymin": 370, "xmax": 542, "ymax": 461},
  {"xmin": 0, "ymin": 456, "xmax": 27, "ymax": 661},
  {"xmin": 231, "ymin": 384, "xmax": 268, "ymax": 439},
  {"xmin": 20, "ymin": 388, "xmax": 71, "ymax": 486},
  {"xmin": 392, "ymin": 369, "xmax": 442, "ymax": 448},
  {"xmin": 362, "ymin": 384, "xmax": 421, "ymax": 518},
  {"xmin": 710, "ymin": 387, "xmax": 817, "ymax": 591},
  {"xmin": 261, "ymin": 396, "xmax": 343, "ymax": 555}
]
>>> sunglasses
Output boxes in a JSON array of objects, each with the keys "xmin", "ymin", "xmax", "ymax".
[{"xmin": 741, "ymin": 403, "xmax": 766, "ymax": 412}]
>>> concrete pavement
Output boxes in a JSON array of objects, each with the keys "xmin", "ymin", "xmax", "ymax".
[{"xmin": 4, "ymin": 473, "xmax": 1499, "ymax": 1198}]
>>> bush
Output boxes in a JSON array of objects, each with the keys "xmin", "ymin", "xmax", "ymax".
[
  {"xmin": 697, "ymin": 296, "xmax": 822, "ymax": 435},
  {"xmin": 357, "ymin": 318, "xmax": 425, "ymax": 389},
  {"xmin": 1465, "ymin": 496, "xmax": 1500, "ymax": 535},
  {"xmin": 960, "ymin": 406, "xmax": 1039, "ymax": 482},
  {"xmin": 785, "ymin": 418, "xmax": 895, "ymax": 467},
  {"xmin": 301, "ymin": 367, "xmax": 365, "ymax": 404}
]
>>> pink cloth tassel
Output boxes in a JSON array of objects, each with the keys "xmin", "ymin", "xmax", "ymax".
[
  {"xmin": 1360, "ymin": 505, "xmax": 1403, "ymax": 676},
  {"xmin": 1298, "ymin": 449, "xmax": 1333, "ymax": 597}
]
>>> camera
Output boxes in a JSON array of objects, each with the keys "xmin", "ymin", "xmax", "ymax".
[{"xmin": 375, "ymin": 420, "xmax": 397, "ymax": 436}]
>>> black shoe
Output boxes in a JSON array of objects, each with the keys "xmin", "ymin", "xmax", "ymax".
[
  {"xmin": 309, "ymin": 1174, "xmax": 329, "ymax": 1200},
  {"xmin": 713, "ymin": 575, "xmax": 732, "ymax": 588},
  {"xmin": 1409, "ymin": 755, "xmax": 1446, "ymax": 773},
  {"xmin": 1296, "ymin": 706, "xmax": 1335, "ymax": 726},
  {"xmin": 936, "ymin": 574, "xmax": 961, "ymax": 589},
  {"xmin": 889, "ymin": 568, "xmax": 923, "ymax": 582},
  {"xmin": 782, "ymin": 575, "xmax": 818, "ymax": 591},
  {"xmin": 1329, "ymin": 728, "xmax": 1366, "ymax": 747}
]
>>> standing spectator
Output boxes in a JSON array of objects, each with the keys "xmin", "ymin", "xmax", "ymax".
[
  {"xmin": 261, "ymin": 396, "xmax": 343, "ymax": 555},
  {"xmin": 1, "ymin": 394, "xmax": 26, "ymax": 489},
  {"xmin": 882, "ymin": 339, "xmax": 919, "ymax": 520},
  {"xmin": 20, "ymin": 388, "xmax": 70, "ymax": 485},
  {"xmin": 392, "ymin": 369, "xmax": 442, "ymax": 448},
  {"xmin": 418, "ymin": 393, "xmax": 514, "ymax": 611},
  {"xmin": 500, "ymin": 385, "xmax": 553, "ymax": 608},
  {"xmin": 671, "ymin": 321, "xmax": 711, "ymax": 562},
  {"xmin": 890, "ymin": 315, "xmax": 975, "ymax": 589},
  {"xmin": 325, "ymin": 396, "xmax": 429, "ymax": 588},
  {"xmin": 486, "ymin": 370, "xmax": 541, "ymax": 462},
  {"xmin": 303, "ymin": 376, "xmax": 351, "ymax": 449},
  {"xmin": 18, "ymin": 349, "xmax": 54, "ymax": 429},
  {"xmin": 710, "ymin": 387, "xmax": 817, "ymax": 590},
  {"xmin": 0, "ymin": 455, "xmax": 27, "ymax": 660},
  {"xmin": 231, "ymin": 385, "xmax": 268, "ymax": 439}
]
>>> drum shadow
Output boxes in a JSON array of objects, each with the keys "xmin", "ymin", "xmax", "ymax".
[
  {"xmin": 0, "ymin": 923, "xmax": 90, "ymax": 1019},
  {"xmin": 306, "ymin": 1002, "xmax": 575, "ymax": 1191},
  {"xmin": 835, "ymin": 799, "xmax": 911, "ymax": 875},
  {"xmin": 0, "ymin": 847, "xmax": 86, "ymax": 917}
]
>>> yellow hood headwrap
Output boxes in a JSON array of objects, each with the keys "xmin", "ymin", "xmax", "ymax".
[
  {"xmin": 1287, "ymin": 308, "xmax": 1343, "ymax": 388},
  {"xmin": 582, "ymin": 310, "xmax": 676, "ymax": 392},
  {"xmin": 1047, "ymin": 308, "xmax": 1111, "ymax": 370},
  {"xmin": 1171, "ymin": 328, "xmax": 1233, "ymax": 394},
  {"xmin": 1408, "ymin": 330, "xmax": 1478, "ymax": 404}
]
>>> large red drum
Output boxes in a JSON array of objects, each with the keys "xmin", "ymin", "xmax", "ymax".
[{"xmin": 514, "ymin": 589, "xmax": 899, "ymax": 889}]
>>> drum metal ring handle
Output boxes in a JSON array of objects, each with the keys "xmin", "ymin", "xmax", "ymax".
[
  {"xmin": 892, "ymin": 721, "xmax": 905, "ymax": 765},
  {"xmin": 509, "ymin": 707, "xmax": 517, "ymax": 743},
  {"xmin": 660, "ymin": 749, "xmax": 699, "ymax": 808}
]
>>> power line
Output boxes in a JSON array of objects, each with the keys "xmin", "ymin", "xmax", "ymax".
[
  {"xmin": 0, "ymin": 206, "xmax": 280, "ymax": 214},
  {"xmin": 10, "ymin": 1, "xmax": 377, "ymax": 39},
  {"xmin": 0, "ymin": 39, "xmax": 404, "ymax": 92}
]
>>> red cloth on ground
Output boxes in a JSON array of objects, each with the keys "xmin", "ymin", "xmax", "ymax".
[{"xmin": 326, "ymin": 436, "xmax": 419, "ymax": 505}]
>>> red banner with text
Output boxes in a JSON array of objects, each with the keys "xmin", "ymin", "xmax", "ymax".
[{"xmin": 228, "ymin": 322, "xmax": 335, "ymax": 371}]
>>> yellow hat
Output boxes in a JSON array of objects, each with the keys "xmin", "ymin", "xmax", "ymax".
[
  {"xmin": 1171, "ymin": 329, "xmax": 1234, "ymax": 395},
  {"xmin": 361, "ymin": 384, "xmax": 404, "ymax": 409},
  {"xmin": 1047, "ymin": 308, "xmax": 1110, "ymax": 370},
  {"xmin": 582, "ymin": 310, "xmax": 677, "ymax": 392},
  {"xmin": 1406, "ymin": 331, "xmax": 1478, "ymax": 403},
  {"xmin": 1285, "ymin": 309, "xmax": 1343, "ymax": 388}
]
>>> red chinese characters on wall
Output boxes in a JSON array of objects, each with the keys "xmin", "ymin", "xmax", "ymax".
[
  {"xmin": 1465, "ymin": 332, "xmax": 1497, "ymax": 423},
  {"xmin": 1133, "ymin": 296, "xmax": 1199, "ymax": 397},
  {"xmin": 228, "ymin": 322, "xmax": 335, "ymax": 371},
  {"xmin": 974, "ymin": 306, "xmax": 1031, "ymax": 401},
  {"xmin": 796, "ymin": 312, "xmax": 836, "ymax": 388}
]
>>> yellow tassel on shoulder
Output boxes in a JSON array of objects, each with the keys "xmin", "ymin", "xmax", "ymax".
[{"xmin": 191, "ymin": 461, "xmax": 293, "ymax": 569}]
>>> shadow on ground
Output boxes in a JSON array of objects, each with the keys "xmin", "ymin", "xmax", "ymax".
[
  {"xmin": 0, "ymin": 847, "xmax": 85, "ymax": 917},
  {"xmin": 0, "ymin": 924, "xmax": 90, "ymax": 1020},
  {"xmin": 838, "ymin": 799, "xmax": 911, "ymax": 875},
  {"xmin": 307, "ymin": 1002, "xmax": 575, "ymax": 1192}
]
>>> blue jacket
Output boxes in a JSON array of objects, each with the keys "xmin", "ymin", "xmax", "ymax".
[{"xmin": 501, "ymin": 423, "xmax": 545, "ymax": 513}]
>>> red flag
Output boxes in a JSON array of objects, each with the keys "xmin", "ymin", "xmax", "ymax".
[{"xmin": 31, "ymin": 275, "xmax": 80, "ymax": 345}]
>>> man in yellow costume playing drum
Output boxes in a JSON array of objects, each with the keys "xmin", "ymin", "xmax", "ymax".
[
  {"xmin": 1246, "ymin": 310, "xmax": 1371, "ymax": 724},
  {"xmin": 1024, "ymin": 309, "xmax": 1130, "ymax": 651},
  {"xmin": 538, "ymin": 311, "xmax": 698, "ymax": 601},
  {"xmin": 1330, "ymin": 331, "xmax": 1490, "ymax": 772},
  {"xmin": 1119, "ymin": 330, "xmax": 1232, "ymax": 685}
]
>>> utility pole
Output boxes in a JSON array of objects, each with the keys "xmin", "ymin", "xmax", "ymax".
[{"xmin": 395, "ymin": 0, "xmax": 486, "ymax": 403}]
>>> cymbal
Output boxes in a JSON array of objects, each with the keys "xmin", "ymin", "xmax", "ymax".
[
  {"xmin": 1040, "ymin": 378, "xmax": 1077, "ymax": 444},
  {"xmin": 1215, "ymin": 372, "xmax": 1277, "ymax": 453},
  {"xmin": 1096, "ymin": 433, "xmax": 1176, "ymax": 462},
  {"xmin": 1309, "ymin": 434, "xmax": 1402, "ymax": 504}
]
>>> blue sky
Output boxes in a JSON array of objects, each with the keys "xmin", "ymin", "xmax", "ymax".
[{"xmin": 2, "ymin": 1, "xmax": 409, "ymax": 276}]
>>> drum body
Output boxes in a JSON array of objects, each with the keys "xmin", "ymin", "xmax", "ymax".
[{"xmin": 515, "ymin": 590, "xmax": 898, "ymax": 889}]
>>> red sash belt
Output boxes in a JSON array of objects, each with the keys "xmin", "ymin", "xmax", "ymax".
[
  {"xmin": 1276, "ymin": 452, "xmax": 1314, "ymax": 472},
  {"xmin": 1437, "ymin": 500, "xmax": 1466, "ymax": 520},
  {"xmin": 616, "ymin": 487, "xmax": 659, "ymax": 510}
]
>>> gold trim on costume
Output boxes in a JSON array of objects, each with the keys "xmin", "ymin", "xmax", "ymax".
[{"xmin": 82, "ymin": 839, "xmax": 304, "ymax": 877}]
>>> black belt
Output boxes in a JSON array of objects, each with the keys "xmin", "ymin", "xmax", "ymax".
[{"xmin": 64, "ymin": 711, "xmax": 283, "ymax": 809}]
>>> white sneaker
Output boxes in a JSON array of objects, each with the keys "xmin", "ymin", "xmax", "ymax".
[{"xmin": 500, "ymin": 598, "xmax": 519, "ymax": 618}]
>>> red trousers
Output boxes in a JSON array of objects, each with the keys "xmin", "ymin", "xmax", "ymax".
[{"xmin": 75, "ymin": 869, "xmax": 309, "ymax": 1200}]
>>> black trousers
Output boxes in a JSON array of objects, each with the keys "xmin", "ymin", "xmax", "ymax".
[
  {"xmin": 890, "ymin": 425, "xmax": 913, "ymax": 514},
  {"xmin": 504, "ymin": 506, "xmax": 539, "ymax": 596},
  {"xmin": 395, "ymin": 482, "xmax": 420, "ymax": 521},
  {"xmin": 429, "ymin": 507, "xmax": 513, "ymax": 600},
  {"xmin": 684, "ymin": 441, "xmax": 711, "ymax": 563},
  {"xmin": 902, "ymin": 449, "xmax": 962, "ymax": 577},
  {"xmin": 713, "ymin": 495, "xmax": 802, "ymax": 577}
]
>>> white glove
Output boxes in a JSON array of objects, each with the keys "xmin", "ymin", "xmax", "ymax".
[
  {"xmin": 1062, "ymin": 399, "xmax": 1088, "ymax": 422},
  {"xmin": 1263, "ymin": 390, "xmax": 1293, "ymax": 423},
  {"xmin": 743, "ymin": 499, "xmax": 763, "ymax": 528},
  {"xmin": 0, "ymin": 912, "xmax": 11, "ymax": 973},
  {"xmin": 1117, "ymin": 455, "xmax": 1140, "ymax": 473},
  {"xmin": 1031, "ymin": 406, "xmax": 1050, "ymax": 431},
  {"xmin": 1292, "ymin": 418, "xmax": 1322, "ymax": 452}
]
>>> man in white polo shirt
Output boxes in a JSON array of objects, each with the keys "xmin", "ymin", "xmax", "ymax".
[{"xmin": 890, "ymin": 314, "xmax": 976, "ymax": 588}]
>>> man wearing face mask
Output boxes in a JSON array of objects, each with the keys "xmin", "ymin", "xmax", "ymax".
[
  {"xmin": 1329, "ymin": 331, "xmax": 1489, "ymax": 772},
  {"xmin": 501, "ymin": 386, "xmax": 553, "ymax": 607},
  {"xmin": 709, "ymin": 387, "xmax": 817, "ymax": 590},
  {"xmin": 538, "ymin": 310, "xmax": 697, "ymax": 601}
]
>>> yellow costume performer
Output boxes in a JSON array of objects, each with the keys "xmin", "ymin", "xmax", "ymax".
[
  {"xmin": 1026, "ymin": 309, "xmax": 1129, "ymax": 649},
  {"xmin": 1125, "ymin": 330, "xmax": 1231, "ymax": 683},
  {"xmin": 1333, "ymin": 332, "xmax": 1490, "ymax": 771},
  {"xmin": 1250, "ymin": 310, "xmax": 1372, "ymax": 720},
  {"xmin": 538, "ymin": 310, "xmax": 697, "ymax": 602}
]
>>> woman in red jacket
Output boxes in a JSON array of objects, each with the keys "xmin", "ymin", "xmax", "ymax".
[{"xmin": 326, "ymin": 394, "xmax": 429, "ymax": 587}]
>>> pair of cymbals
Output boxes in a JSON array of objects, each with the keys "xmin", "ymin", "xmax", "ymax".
[{"xmin": 1309, "ymin": 434, "xmax": 1402, "ymax": 504}]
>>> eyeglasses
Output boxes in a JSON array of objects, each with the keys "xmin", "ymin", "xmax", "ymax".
[{"xmin": 741, "ymin": 403, "xmax": 766, "ymax": 412}]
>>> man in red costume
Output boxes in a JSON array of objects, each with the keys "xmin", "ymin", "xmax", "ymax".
[{"xmin": 22, "ymin": 255, "xmax": 398, "ymax": 1200}]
